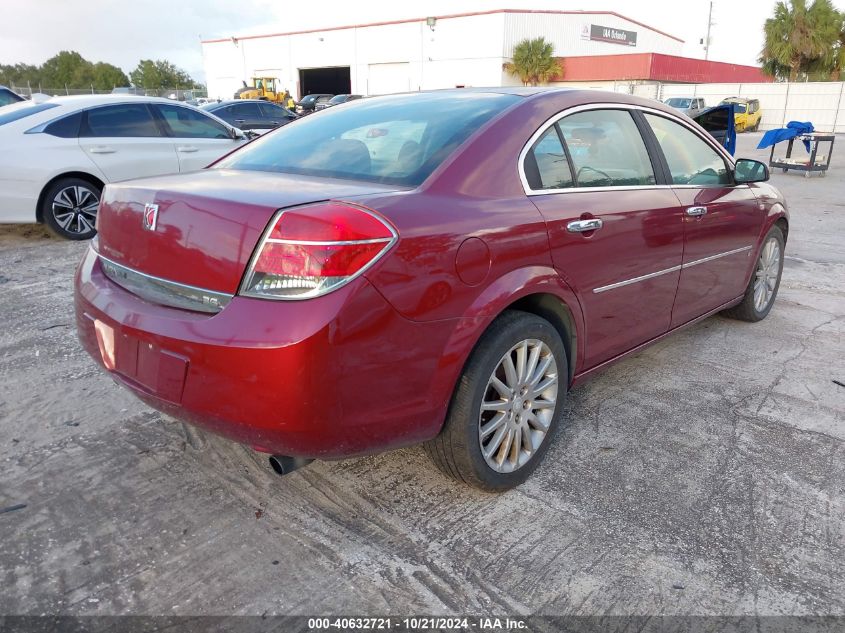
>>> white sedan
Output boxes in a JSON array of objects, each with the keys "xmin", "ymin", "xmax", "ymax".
[{"xmin": 0, "ymin": 95, "xmax": 249, "ymax": 239}]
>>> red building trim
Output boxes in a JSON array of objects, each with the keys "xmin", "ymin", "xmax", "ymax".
[
  {"xmin": 556, "ymin": 53, "xmax": 771, "ymax": 83},
  {"xmin": 201, "ymin": 9, "xmax": 684, "ymax": 44}
]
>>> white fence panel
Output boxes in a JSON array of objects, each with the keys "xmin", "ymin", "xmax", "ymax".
[{"xmin": 659, "ymin": 81, "xmax": 845, "ymax": 133}]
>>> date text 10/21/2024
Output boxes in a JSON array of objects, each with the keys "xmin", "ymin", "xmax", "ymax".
[{"xmin": 306, "ymin": 617, "xmax": 528, "ymax": 630}]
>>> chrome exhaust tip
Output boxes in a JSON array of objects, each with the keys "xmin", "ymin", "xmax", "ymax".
[{"xmin": 268, "ymin": 455, "xmax": 314, "ymax": 476}]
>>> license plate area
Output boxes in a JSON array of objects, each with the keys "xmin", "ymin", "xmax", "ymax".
[{"xmin": 89, "ymin": 316, "xmax": 188, "ymax": 403}]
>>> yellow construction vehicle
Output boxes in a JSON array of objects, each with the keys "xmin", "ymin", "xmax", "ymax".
[{"xmin": 234, "ymin": 77, "xmax": 286, "ymax": 103}]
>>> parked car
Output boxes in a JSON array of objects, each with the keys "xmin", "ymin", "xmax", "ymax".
[
  {"xmin": 693, "ymin": 103, "xmax": 737, "ymax": 155},
  {"xmin": 111, "ymin": 87, "xmax": 144, "ymax": 96},
  {"xmin": 201, "ymin": 99, "xmax": 297, "ymax": 133},
  {"xmin": 663, "ymin": 96, "xmax": 705, "ymax": 117},
  {"xmin": 720, "ymin": 97, "xmax": 762, "ymax": 132},
  {"xmin": 295, "ymin": 93, "xmax": 333, "ymax": 114},
  {"xmin": 0, "ymin": 85, "xmax": 25, "ymax": 107},
  {"xmin": 0, "ymin": 95, "xmax": 249, "ymax": 239},
  {"xmin": 75, "ymin": 89, "xmax": 787, "ymax": 490},
  {"xmin": 315, "ymin": 94, "xmax": 363, "ymax": 111}
]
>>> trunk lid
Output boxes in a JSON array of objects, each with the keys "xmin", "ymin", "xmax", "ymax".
[{"xmin": 95, "ymin": 169, "xmax": 404, "ymax": 295}]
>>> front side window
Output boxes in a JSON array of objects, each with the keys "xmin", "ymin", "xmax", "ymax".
[
  {"xmin": 259, "ymin": 102, "xmax": 292, "ymax": 118},
  {"xmin": 524, "ymin": 126, "xmax": 573, "ymax": 190},
  {"xmin": 557, "ymin": 109, "xmax": 656, "ymax": 188},
  {"xmin": 155, "ymin": 104, "xmax": 230, "ymax": 139},
  {"xmin": 215, "ymin": 92, "xmax": 520, "ymax": 186},
  {"xmin": 644, "ymin": 113, "xmax": 731, "ymax": 186},
  {"xmin": 82, "ymin": 104, "xmax": 161, "ymax": 137}
]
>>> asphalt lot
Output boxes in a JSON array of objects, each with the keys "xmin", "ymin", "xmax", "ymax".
[{"xmin": 1, "ymin": 132, "xmax": 843, "ymax": 618}]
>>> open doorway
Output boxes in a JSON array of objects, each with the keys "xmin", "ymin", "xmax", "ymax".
[{"xmin": 298, "ymin": 67, "xmax": 351, "ymax": 98}]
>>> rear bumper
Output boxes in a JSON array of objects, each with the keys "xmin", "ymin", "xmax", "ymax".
[{"xmin": 74, "ymin": 247, "xmax": 455, "ymax": 458}]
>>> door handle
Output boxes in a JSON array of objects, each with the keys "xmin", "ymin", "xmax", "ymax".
[
  {"xmin": 176, "ymin": 146, "xmax": 199, "ymax": 153},
  {"xmin": 686, "ymin": 206, "xmax": 708, "ymax": 217},
  {"xmin": 89, "ymin": 146, "xmax": 115, "ymax": 154},
  {"xmin": 566, "ymin": 218, "xmax": 603, "ymax": 233}
]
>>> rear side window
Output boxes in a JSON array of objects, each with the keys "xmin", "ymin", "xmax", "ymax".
[
  {"xmin": 155, "ymin": 104, "xmax": 230, "ymax": 139},
  {"xmin": 557, "ymin": 109, "xmax": 656, "ymax": 187},
  {"xmin": 44, "ymin": 112, "xmax": 83, "ymax": 138},
  {"xmin": 644, "ymin": 113, "xmax": 731, "ymax": 186},
  {"xmin": 0, "ymin": 102, "xmax": 59, "ymax": 126},
  {"xmin": 82, "ymin": 104, "xmax": 161, "ymax": 137},
  {"xmin": 524, "ymin": 126, "xmax": 573, "ymax": 190},
  {"xmin": 216, "ymin": 92, "xmax": 520, "ymax": 186}
]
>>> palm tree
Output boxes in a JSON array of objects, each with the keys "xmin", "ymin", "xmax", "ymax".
[
  {"xmin": 504, "ymin": 37, "xmax": 561, "ymax": 86},
  {"xmin": 759, "ymin": 0, "xmax": 843, "ymax": 81}
]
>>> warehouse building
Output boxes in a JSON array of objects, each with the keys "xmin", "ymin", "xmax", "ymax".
[{"xmin": 201, "ymin": 9, "xmax": 765, "ymax": 100}]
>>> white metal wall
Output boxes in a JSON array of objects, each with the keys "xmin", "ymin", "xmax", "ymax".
[
  {"xmin": 660, "ymin": 82, "xmax": 845, "ymax": 133},
  {"xmin": 502, "ymin": 13, "xmax": 683, "ymax": 59},
  {"xmin": 202, "ymin": 11, "xmax": 683, "ymax": 100}
]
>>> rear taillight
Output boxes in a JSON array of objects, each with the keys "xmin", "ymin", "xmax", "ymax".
[{"xmin": 240, "ymin": 201, "xmax": 396, "ymax": 300}]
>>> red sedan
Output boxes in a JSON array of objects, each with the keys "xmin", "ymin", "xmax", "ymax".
[{"xmin": 75, "ymin": 89, "xmax": 787, "ymax": 490}]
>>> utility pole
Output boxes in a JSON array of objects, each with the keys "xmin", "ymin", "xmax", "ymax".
[{"xmin": 704, "ymin": 1, "xmax": 714, "ymax": 60}]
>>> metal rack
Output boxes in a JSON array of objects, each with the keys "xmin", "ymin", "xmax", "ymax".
[{"xmin": 768, "ymin": 133, "xmax": 835, "ymax": 178}]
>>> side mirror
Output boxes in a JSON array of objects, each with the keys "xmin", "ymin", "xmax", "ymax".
[{"xmin": 734, "ymin": 158, "xmax": 769, "ymax": 184}]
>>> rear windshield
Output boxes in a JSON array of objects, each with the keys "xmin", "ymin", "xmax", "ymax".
[
  {"xmin": 215, "ymin": 92, "xmax": 520, "ymax": 186},
  {"xmin": 721, "ymin": 100, "xmax": 747, "ymax": 113},
  {"xmin": 665, "ymin": 98, "xmax": 691, "ymax": 108},
  {"xmin": 0, "ymin": 102, "xmax": 59, "ymax": 126}
]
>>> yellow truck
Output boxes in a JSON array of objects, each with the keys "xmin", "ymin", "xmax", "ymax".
[{"xmin": 719, "ymin": 97, "xmax": 762, "ymax": 132}]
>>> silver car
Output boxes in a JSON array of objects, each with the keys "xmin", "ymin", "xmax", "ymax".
[{"xmin": 664, "ymin": 97, "xmax": 706, "ymax": 117}]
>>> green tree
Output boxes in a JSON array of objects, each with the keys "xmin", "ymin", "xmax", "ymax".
[
  {"xmin": 504, "ymin": 37, "xmax": 561, "ymax": 86},
  {"xmin": 39, "ymin": 50, "xmax": 95, "ymax": 88},
  {"xmin": 92, "ymin": 62, "xmax": 130, "ymax": 89},
  {"xmin": 129, "ymin": 59, "xmax": 199, "ymax": 89},
  {"xmin": 0, "ymin": 63, "xmax": 41, "ymax": 87},
  {"xmin": 759, "ymin": 0, "xmax": 843, "ymax": 81}
]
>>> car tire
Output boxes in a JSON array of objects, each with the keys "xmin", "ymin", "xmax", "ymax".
[
  {"xmin": 42, "ymin": 177, "xmax": 101, "ymax": 240},
  {"xmin": 723, "ymin": 225, "xmax": 785, "ymax": 322},
  {"xmin": 424, "ymin": 310, "xmax": 568, "ymax": 491}
]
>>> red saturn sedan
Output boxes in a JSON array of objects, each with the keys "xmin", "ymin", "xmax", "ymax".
[{"xmin": 75, "ymin": 89, "xmax": 787, "ymax": 490}]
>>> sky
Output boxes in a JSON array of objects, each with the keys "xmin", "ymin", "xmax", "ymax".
[{"xmin": 1, "ymin": 0, "xmax": 843, "ymax": 83}]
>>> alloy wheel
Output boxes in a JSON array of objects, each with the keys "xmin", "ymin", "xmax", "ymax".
[
  {"xmin": 754, "ymin": 237, "xmax": 781, "ymax": 312},
  {"xmin": 52, "ymin": 185, "xmax": 99, "ymax": 236},
  {"xmin": 478, "ymin": 339, "xmax": 558, "ymax": 473}
]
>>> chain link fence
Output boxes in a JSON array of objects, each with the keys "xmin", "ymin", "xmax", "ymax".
[{"xmin": 9, "ymin": 85, "xmax": 207, "ymax": 101}]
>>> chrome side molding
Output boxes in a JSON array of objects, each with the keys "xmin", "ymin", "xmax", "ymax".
[{"xmin": 593, "ymin": 245, "xmax": 753, "ymax": 294}]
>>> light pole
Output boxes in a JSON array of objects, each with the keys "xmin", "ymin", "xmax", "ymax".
[{"xmin": 704, "ymin": 1, "xmax": 714, "ymax": 60}]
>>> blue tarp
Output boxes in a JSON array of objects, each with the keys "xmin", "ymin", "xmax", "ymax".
[{"xmin": 757, "ymin": 121, "xmax": 815, "ymax": 152}]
